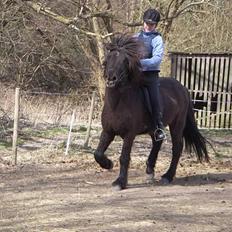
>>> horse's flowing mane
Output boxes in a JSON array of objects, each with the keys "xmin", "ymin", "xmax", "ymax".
[
  {"xmin": 108, "ymin": 34, "xmax": 145, "ymax": 60},
  {"xmin": 106, "ymin": 34, "xmax": 144, "ymax": 80}
]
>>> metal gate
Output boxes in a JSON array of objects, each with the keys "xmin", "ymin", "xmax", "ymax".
[{"xmin": 169, "ymin": 52, "xmax": 232, "ymax": 129}]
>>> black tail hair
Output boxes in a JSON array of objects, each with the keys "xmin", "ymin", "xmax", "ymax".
[{"xmin": 183, "ymin": 101, "xmax": 209, "ymax": 162}]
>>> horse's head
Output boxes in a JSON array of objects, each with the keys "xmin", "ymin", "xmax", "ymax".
[{"xmin": 104, "ymin": 35, "xmax": 143, "ymax": 88}]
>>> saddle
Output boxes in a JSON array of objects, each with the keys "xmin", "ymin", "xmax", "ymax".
[{"xmin": 141, "ymin": 86, "xmax": 152, "ymax": 115}]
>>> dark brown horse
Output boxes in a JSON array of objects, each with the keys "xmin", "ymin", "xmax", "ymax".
[{"xmin": 94, "ymin": 35, "xmax": 209, "ymax": 190}]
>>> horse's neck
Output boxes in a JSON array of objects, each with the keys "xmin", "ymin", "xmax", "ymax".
[{"xmin": 105, "ymin": 86, "xmax": 137, "ymax": 110}]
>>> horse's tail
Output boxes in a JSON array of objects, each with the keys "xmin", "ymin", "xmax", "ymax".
[{"xmin": 183, "ymin": 100, "xmax": 210, "ymax": 162}]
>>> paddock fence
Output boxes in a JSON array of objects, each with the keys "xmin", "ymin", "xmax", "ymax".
[
  {"xmin": 1, "ymin": 52, "xmax": 232, "ymax": 165},
  {"xmin": 169, "ymin": 52, "xmax": 232, "ymax": 129},
  {"xmin": 0, "ymin": 88, "xmax": 103, "ymax": 164}
]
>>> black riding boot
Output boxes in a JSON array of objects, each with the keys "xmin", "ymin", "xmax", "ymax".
[
  {"xmin": 155, "ymin": 112, "xmax": 166, "ymax": 141},
  {"xmin": 152, "ymin": 86, "xmax": 166, "ymax": 141},
  {"xmin": 144, "ymin": 71, "xmax": 166, "ymax": 141}
]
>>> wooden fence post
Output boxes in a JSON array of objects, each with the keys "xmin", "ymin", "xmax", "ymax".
[
  {"xmin": 12, "ymin": 87, "xmax": 20, "ymax": 165},
  {"xmin": 84, "ymin": 91, "xmax": 96, "ymax": 148}
]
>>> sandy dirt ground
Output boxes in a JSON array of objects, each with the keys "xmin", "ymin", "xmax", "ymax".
[{"xmin": 0, "ymin": 131, "xmax": 232, "ymax": 232}]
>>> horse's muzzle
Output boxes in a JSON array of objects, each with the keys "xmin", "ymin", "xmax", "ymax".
[{"xmin": 106, "ymin": 79, "xmax": 117, "ymax": 88}]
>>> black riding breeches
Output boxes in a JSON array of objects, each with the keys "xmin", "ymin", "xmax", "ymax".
[{"xmin": 143, "ymin": 71, "xmax": 162, "ymax": 127}]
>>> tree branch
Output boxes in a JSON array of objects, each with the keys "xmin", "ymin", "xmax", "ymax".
[
  {"xmin": 173, "ymin": 0, "xmax": 209, "ymax": 19},
  {"xmin": 22, "ymin": 1, "xmax": 113, "ymax": 38},
  {"xmin": 79, "ymin": 10, "xmax": 142, "ymax": 27}
]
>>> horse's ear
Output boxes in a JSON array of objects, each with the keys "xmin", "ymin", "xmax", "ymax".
[
  {"xmin": 105, "ymin": 43, "xmax": 111, "ymax": 51},
  {"xmin": 105, "ymin": 42, "xmax": 115, "ymax": 52}
]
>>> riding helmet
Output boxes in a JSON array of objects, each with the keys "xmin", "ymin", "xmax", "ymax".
[{"xmin": 143, "ymin": 8, "xmax": 160, "ymax": 24}]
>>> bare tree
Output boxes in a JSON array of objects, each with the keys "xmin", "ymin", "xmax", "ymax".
[{"xmin": 1, "ymin": 0, "xmax": 230, "ymax": 96}]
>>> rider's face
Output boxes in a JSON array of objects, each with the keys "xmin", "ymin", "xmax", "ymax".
[{"xmin": 143, "ymin": 22, "xmax": 156, "ymax": 32}]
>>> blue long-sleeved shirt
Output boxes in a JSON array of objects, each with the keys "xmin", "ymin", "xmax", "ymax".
[{"xmin": 136, "ymin": 31, "xmax": 164, "ymax": 72}]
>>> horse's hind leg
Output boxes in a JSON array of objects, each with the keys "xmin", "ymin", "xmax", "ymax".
[
  {"xmin": 94, "ymin": 130, "xmax": 115, "ymax": 169},
  {"xmin": 161, "ymin": 122, "xmax": 184, "ymax": 184},
  {"xmin": 112, "ymin": 135, "xmax": 135, "ymax": 190},
  {"xmin": 146, "ymin": 134, "xmax": 163, "ymax": 183}
]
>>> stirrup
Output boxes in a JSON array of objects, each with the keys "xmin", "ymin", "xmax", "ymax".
[{"xmin": 154, "ymin": 128, "xmax": 166, "ymax": 141}]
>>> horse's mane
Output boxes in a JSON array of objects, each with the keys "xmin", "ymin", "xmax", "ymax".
[
  {"xmin": 106, "ymin": 34, "xmax": 144, "ymax": 81},
  {"xmin": 107, "ymin": 35, "xmax": 143, "ymax": 60}
]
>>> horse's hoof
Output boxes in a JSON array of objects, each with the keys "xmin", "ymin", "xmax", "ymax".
[
  {"xmin": 160, "ymin": 177, "xmax": 171, "ymax": 185},
  {"xmin": 100, "ymin": 159, "xmax": 113, "ymax": 170},
  {"xmin": 112, "ymin": 184, "xmax": 122, "ymax": 191},
  {"xmin": 106, "ymin": 159, "xmax": 114, "ymax": 170},
  {"xmin": 112, "ymin": 179, "xmax": 126, "ymax": 190},
  {"xmin": 94, "ymin": 155, "xmax": 113, "ymax": 170},
  {"xmin": 146, "ymin": 174, "xmax": 155, "ymax": 184}
]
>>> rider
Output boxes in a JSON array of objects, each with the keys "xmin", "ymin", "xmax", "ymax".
[{"xmin": 136, "ymin": 8, "xmax": 166, "ymax": 141}]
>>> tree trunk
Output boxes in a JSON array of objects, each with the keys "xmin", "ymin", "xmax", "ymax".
[{"xmin": 92, "ymin": 16, "xmax": 105, "ymax": 100}]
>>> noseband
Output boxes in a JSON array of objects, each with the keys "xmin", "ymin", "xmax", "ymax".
[
  {"xmin": 105, "ymin": 50, "xmax": 129, "ymax": 88},
  {"xmin": 106, "ymin": 72, "xmax": 126, "ymax": 88}
]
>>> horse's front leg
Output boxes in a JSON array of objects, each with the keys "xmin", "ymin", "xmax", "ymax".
[
  {"xmin": 112, "ymin": 135, "xmax": 135, "ymax": 190},
  {"xmin": 94, "ymin": 130, "xmax": 115, "ymax": 169}
]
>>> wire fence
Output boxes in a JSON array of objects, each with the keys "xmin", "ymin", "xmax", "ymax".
[
  {"xmin": 0, "ymin": 87, "xmax": 231, "ymax": 165},
  {"xmin": 19, "ymin": 90, "xmax": 102, "ymax": 145},
  {"xmin": 0, "ymin": 88, "xmax": 103, "ymax": 165},
  {"xmin": 20, "ymin": 90, "xmax": 101, "ymax": 126}
]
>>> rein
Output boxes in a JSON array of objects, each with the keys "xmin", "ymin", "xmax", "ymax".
[
  {"xmin": 104, "ymin": 37, "xmax": 142, "ymax": 88},
  {"xmin": 106, "ymin": 65, "xmax": 129, "ymax": 88}
]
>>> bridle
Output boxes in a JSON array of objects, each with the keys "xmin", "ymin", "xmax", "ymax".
[
  {"xmin": 105, "ymin": 69, "xmax": 129, "ymax": 88},
  {"xmin": 105, "ymin": 50, "xmax": 130, "ymax": 88}
]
